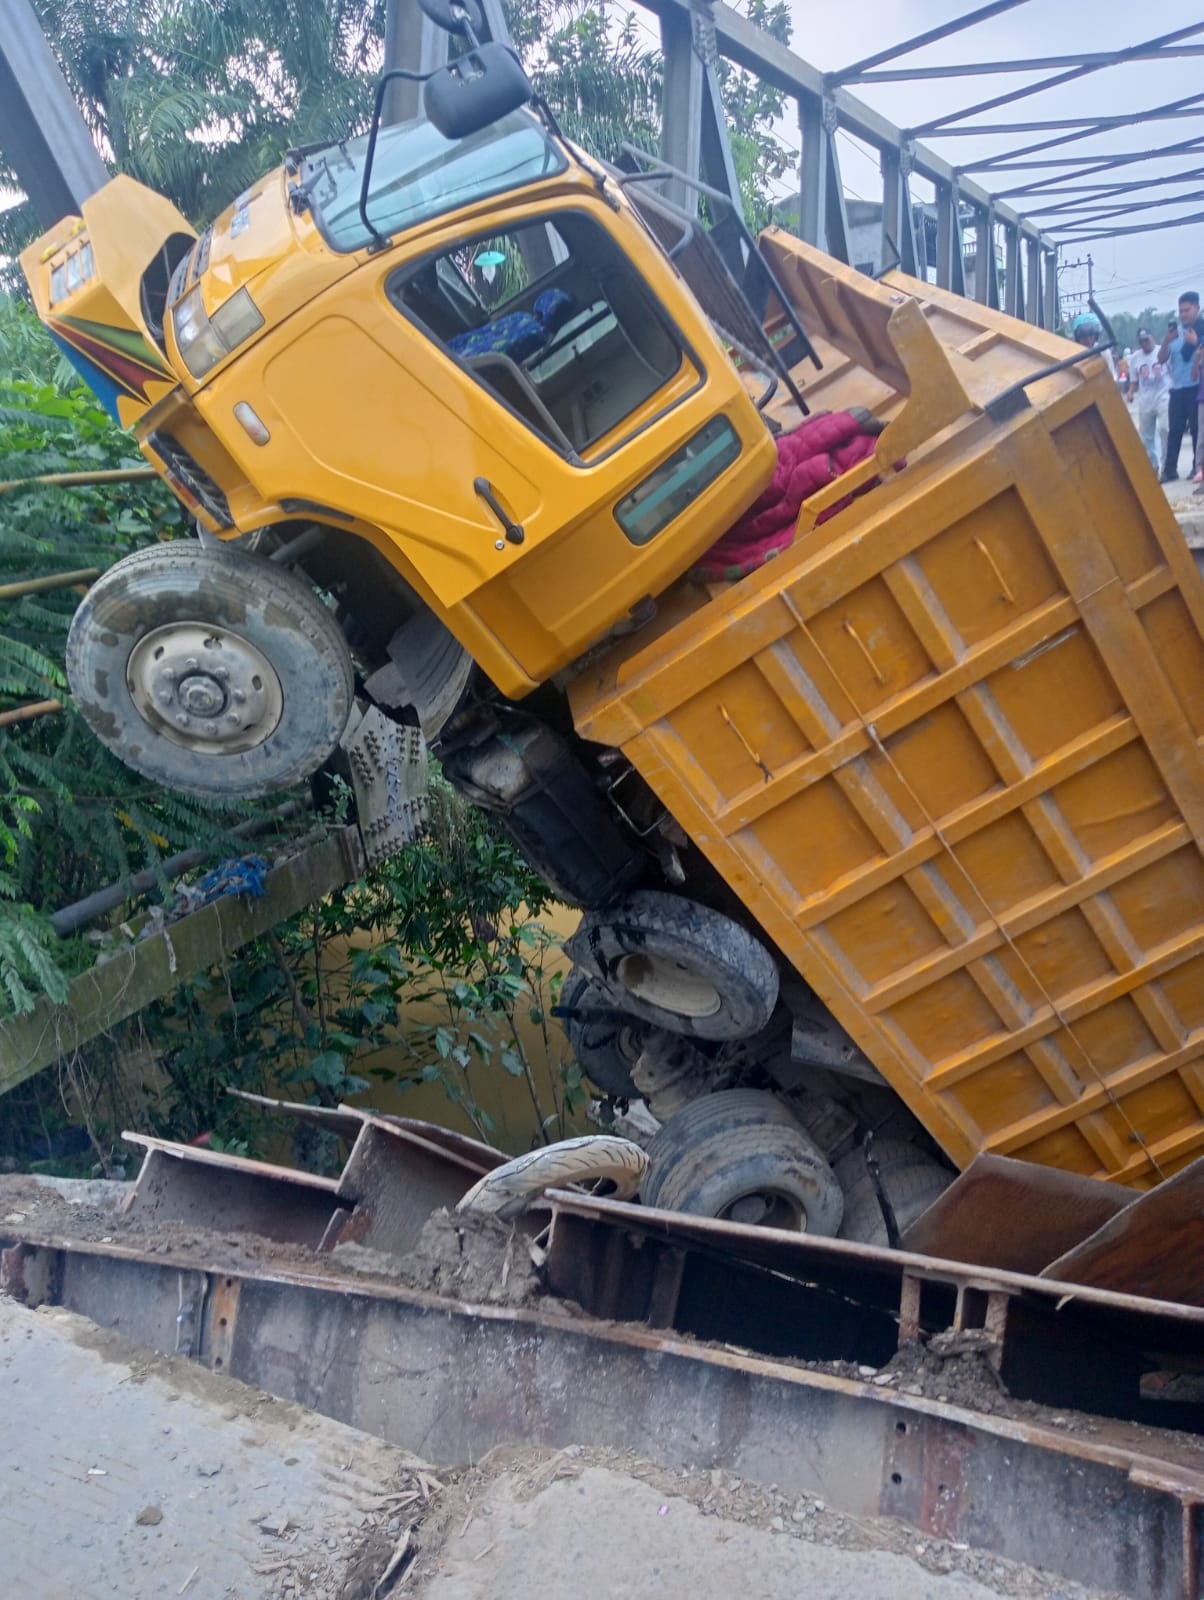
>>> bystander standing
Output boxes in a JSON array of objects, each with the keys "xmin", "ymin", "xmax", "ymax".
[
  {"xmin": 1157, "ymin": 292, "xmax": 1201, "ymax": 481},
  {"xmin": 1129, "ymin": 328, "xmax": 1171, "ymax": 474}
]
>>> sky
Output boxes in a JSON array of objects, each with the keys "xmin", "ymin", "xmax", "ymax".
[{"xmin": 628, "ymin": 0, "xmax": 1204, "ymax": 319}]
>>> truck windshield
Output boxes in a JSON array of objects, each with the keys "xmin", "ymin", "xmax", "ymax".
[{"xmin": 306, "ymin": 111, "xmax": 566, "ymax": 253}]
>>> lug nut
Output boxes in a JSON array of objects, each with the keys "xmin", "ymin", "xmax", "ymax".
[
  {"xmin": 225, "ymin": 713, "xmax": 240, "ymax": 726},
  {"xmin": 158, "ymin": 691, "xmax": 172, "ymax": 705},
  {"xmin": 214, "ymin": 667, "xmax": 229, "ymax": 680},
  {"xmin": 176, "ymin": 713, "xmax": 191, "ymax": 727},
  {"xmin": 232, "ymin": 689, "xmax": 247, "ymax": 703},
  {"xmin": 184, "ymin": 657, "xmax": 198, "ymax": 671},
  {"xmin": 161, "ymin": 667, "xmax": 176, "ymax": 682}
]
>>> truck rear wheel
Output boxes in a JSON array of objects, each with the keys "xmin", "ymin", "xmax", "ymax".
[
  {"xmin": 567, "ymin": 892, "xmax": 779, "ymax": 1041},
  {"xmin": 558, "ymin": 967, "xmax": 650, "ymax": 1098},
  {"xmin": 66, "ymin": 540, "xmax": 354, "ymax": 799},
  {"xmin": 835, "ymin": 1138, "xmax": 954, "ymax": 1248},
  {"xmin": 641, "ymin": 1089, "xmax": 843, "ymax": 1235}
]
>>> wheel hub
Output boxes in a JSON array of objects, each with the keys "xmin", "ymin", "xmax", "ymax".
[
  {"xmin": 724, "ymin": 1192, "xmax": 807, "ymax": 1231},
  {"xmin": 127, "ymin": 622, "xmax": 284, "ymax": 756},
  {"xmin": 615, "ymin": 952, "xmax": 723, "ymax": 1018}
]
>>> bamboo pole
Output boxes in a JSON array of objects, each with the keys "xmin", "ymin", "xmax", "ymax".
[
  {"xmin": 0, "ymin": 698, "xmax": 63, "ymax": 729},
  {"xmin": 0, "ymin": 466, "xmax": 157, "ymax": 495},
  {"xmin": 0, "ymin": 567, "xmax": 101, "ymax": 601}
]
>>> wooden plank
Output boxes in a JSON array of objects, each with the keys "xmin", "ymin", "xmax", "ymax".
[
  {"xmin": 900, "ymin": 1154, "xmax": 1131, "ymax": 1276},
  {"xmin": 1040, "ymin": 1155, "xmax": 1204, "ymax": 1306},
  {"xmin": 0, "ymin": 827, "xmax": 364, "ymax": 1095}
]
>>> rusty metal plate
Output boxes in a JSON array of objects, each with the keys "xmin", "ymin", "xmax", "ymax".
[
  {"xmin": 336, "ymin": 1114, "xmax": 494, "ymax": 1254},
  {"xmin": 900, "ymin": 1154, "xmax": 1131, "ymax": 1276},
  {"xmin": 121, "ymin": 1136, "xmax": 341, "ymax": 1248},
  {"xmin": 1041, "ymin": 1153, "xmax": 1204, "ymax": 1306}
]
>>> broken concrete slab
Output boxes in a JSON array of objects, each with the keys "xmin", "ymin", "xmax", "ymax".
[
  {"xmin": 411, "ymin": 1462, "xmax": 1112, "ymax": 1600},
  {"xmin": 0, "ymin": 1296, "xmax": 423, "ymax": 1600}
]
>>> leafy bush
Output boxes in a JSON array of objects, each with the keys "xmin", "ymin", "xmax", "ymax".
[
  {"xmin": 0, "ymin": 301, "xmax": 253, "ymax": 1012},
  {"xmin": 140, "ymin": 775, "xmax": 577, "ymax": 1163}
]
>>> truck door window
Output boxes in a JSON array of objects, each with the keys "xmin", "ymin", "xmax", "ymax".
[{"xmin": 390, "ymin": 214, "xmax": 688, "ymax": 457}]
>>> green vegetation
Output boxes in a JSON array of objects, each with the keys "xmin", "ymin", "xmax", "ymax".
[{"xmin": 0, "ymin": 0, "xmax": 796, "ymax": 1157}]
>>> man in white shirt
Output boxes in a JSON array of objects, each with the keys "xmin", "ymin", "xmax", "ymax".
[{"xmin": 1128, "ymin": 327, "xmax": 1171, "ymax": 474}]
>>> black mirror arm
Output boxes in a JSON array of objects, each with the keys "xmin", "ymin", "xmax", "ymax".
[{"xmin": 357, "ymin": 69, "xmax": 433, "ymax": 253}]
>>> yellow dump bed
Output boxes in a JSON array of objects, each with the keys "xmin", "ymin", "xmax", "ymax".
[{"xmin": 571, "ymin": 235, "xmax": 1204, "ymax": 1192}]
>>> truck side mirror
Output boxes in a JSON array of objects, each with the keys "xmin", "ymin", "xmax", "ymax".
[{"xmin": 422, "ymin": 42, "xmax": 534, "ymax": 140}]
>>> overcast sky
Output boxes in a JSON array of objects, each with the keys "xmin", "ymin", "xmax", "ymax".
[{"xmin": 632, "ymin": 0, "xmax": 1204, "ymax": 319}]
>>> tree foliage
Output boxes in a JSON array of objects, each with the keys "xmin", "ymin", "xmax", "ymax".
[
  {"xmin": 2, "ymin": 0, "xmax": 794, "ymax": 258},
  {"xmin": 0, "ymin": 0, "xmax": 385, "ymax": 260},
  {"xmin": 0, "ymin": 300, "xmax": 254, "ymax": 1012},
  {"xmin": 1098, "ymin": 305, "xmax": 1175, "ymax": 353}
]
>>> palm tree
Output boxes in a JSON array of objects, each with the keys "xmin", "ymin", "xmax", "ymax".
[{"xmin": 0, "ymin": 0, "xmax": 386, "ymax": 258}]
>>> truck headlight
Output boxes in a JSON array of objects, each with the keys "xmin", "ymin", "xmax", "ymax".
[{"xmin": 173, "ymin": 285, "xmax": 264, "ymax": 379}]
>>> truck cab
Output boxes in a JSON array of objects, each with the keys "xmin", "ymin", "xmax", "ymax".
[{"xmin": 23, "ymin": 87, "xmax": 778, "ymax": 712}]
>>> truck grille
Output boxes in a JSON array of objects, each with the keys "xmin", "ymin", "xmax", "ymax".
[{"xmin": 146, "ymin": 431, "xmax": 233, "ymax": 529}]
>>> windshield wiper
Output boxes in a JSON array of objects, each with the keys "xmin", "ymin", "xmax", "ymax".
[{"xmin": 289, "ymin": 157, "xmax": 334, "ymax": 216}]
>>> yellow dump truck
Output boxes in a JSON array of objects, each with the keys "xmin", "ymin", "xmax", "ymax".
[{"xmin": 23, "ymin": 11, "xmax": 1204, "ymax": 1242}]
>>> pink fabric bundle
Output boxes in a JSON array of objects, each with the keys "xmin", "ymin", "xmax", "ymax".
[{"xmin": 693, "ymin": 410, "xmax": 884, "ymax": 583}]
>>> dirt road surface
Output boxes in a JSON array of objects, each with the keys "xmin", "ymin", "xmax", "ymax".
[
  {"xmin": 0, "ymin": 1294, "xmax": 1121, "ymax": 1600},
  {"xmin": 0, "ymin": 1296, "xmax": 423, "ymax": 1599}
]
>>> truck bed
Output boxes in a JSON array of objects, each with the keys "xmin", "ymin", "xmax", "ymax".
[{"xmin": 570, "ymin": 237, "xmax": 1204, "ymax": 1189}]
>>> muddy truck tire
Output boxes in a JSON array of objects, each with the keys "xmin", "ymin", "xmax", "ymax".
[
  {"xmin": 567, "ymin": 892, "xmax": 779, "ymax": 1041},
  {"xmin": 66, "ymin": 540, "xmax": 354, "ymax": 799},
  {"xmin": 641, "ymin": 1089, "xmax": 844, "ymax": 1235},
  {"xmin": 557, "ymin": 967, "xmax": 652, "ymax": 1099},
  {"xmin": 835, "ymin": 1138, "xmax": 954, "ymax": 1248}
]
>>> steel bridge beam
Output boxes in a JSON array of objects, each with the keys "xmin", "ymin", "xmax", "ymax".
[
  {"xmin": 1004, "ymin": 223, "xmax": 1022, "ymax": 317},
  {"xmin": 880, "ymin": 145, "xmax": 921, "ymax": 277},
  {"xmin": 845, "ymin": 43, "xmax": 1204, "ymax": 84},
  {"xmin": 659, "ymin": 4, "xmax": 704, "ymax": 212},
  {"xmin": 638, "ymin": 0, "xmax": 1051, "ymax": 257},
  {"xmin": 382, "ymin": 0, "xmax": 447, "ymax": 124},
  {"xmin": 964, "ymin": 91, "xmax": 1204, "ymax": 174},
  {"xmin": 912, "ymin": 22, "xmax": 1204, "ymax": 136},
  {"xmin": 832, "ymin": 0, "xmax": 1034, "ymax": 84},
  {"xmin": 991, "ymin": 134, "xmax": 1204, "ymax": 200},
  {"xmin": 797, "ymin": 92, "xmax": 850, "ymax": 261},
  {"xmin": 1060, "ymin": 209, "xmax": 1204, "ymax": 243},
  {"xmin": 0, "ymin": 0, "xmax": 109, "ymax": 227},
  {"xmin": 1024, "ymin": 167, "xmax": 1204, "ymax": 214}
]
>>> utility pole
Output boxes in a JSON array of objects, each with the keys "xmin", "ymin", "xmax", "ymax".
[{"xmin": 1057, "ymin": 252, "xmax": 1094, "ymax": 329}]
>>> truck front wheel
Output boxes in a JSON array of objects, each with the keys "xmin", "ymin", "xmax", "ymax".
[{"xmin": 66, "ymin": 540, "xmax": 354, "ymax": 799}]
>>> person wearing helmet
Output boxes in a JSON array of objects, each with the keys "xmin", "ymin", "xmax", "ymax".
[{"xmin": 1071, "ymin": 311, "xmax": 1117, "ymax": 381}]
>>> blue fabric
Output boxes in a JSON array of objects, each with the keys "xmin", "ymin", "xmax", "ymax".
[
  {"xmin": 533, "ymin": 288, "xmax": 574, "ymax": 333},
  {"xmin": 194, "ymin": 855, "xmax": 269, "ymax": 904},
  {"xmin": 1167, "ymin": 329, "xmax": 1202, "ymax": 390},
  {"xmin": 447, "ymin": 289, "xmax": 577, "ymax": 363},
  {"xmin": 449, "ymin": 311, "xmax": 545, "ymax": 361}
]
